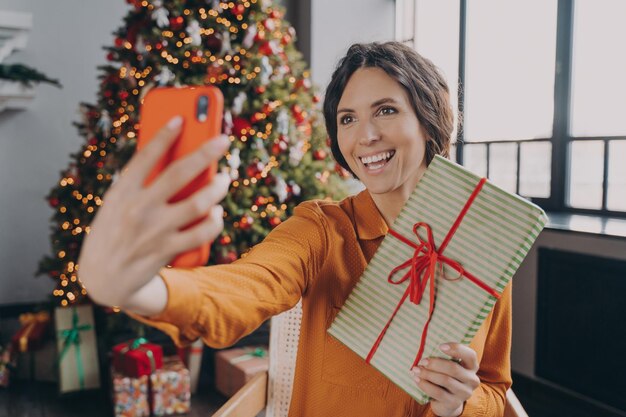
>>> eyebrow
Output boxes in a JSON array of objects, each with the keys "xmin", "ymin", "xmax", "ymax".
[{"xmin": 337, "ymin": 97, "xmax": 399, "ymax": 115}]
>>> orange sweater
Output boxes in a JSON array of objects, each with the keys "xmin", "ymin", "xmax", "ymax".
[{"xmin": 133, "ymin": 190, "xmax": 512, "ymax": 416}]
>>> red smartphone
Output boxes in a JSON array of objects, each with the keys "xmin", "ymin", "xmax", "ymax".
[{"xmin": 137, "ymin": 86, "xmax": 224, "ymax": 268}]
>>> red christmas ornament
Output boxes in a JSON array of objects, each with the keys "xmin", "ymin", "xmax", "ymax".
[
  {"xmin": 263, "ymin": 18, "xmax": 276, "ymax": 31},
  {"xmin": 49, "ymin": 197, "xmax": 59, "ymax": 208},
  {"xmin": 269, "ymin": 10, "xmax": 281, "ymax": 19},
  {"xmin": 239, "ymin": 214, "xmax": 253, "ymax": 230},
  {"xmin": 88, "ymin": 137, "xmax": 98, "ymax": 146},
  {"xmin": 205, "ymin": 33, "xmax": 222, "ymax": 53},
  {"xmin": 103, "ymin": 90, "xmax": 113, "ymax": 98},
  {"xmin": 258, "ymin": 41, "xmax": 273, "ymax": 55},
  {"xmin": 119, "ymin": 90, "xmax": 129, "ymax": 100},
  {"xmin": 250, "ymin": 112, "xmax": 264, "ymax": 123},
  {"xmin": 291, "ymin": 105, "xmax": 306, "ymax": 124},
  {"xmin": 269, "ymin": 217, "xmax": 281, "ymax": 227},
  {"xmin": 281, "ymin": 33, "xmax": 292, "ymax": 46},
  {"xmin": 271, "ymin": 139, "xmax": 288, "ymax": 155},
  {"xmin": 232, "ymin": 4, "xmax": 245, "ymax": 16},
  {"xmin": 232, "ymin": 117, "xmax": 252, "ymax": 136},
  {"xmin": 170, "ymin": 16, "xmax": 185, "ymax": 31},
  {"xmin": 313, "ymin": 149, "xmax": 327, "ymax": 161},
  {"xmin": 155, "ymin": 42, "xmax": 163, "ymax": 50},
  {"xmin": 246, "ymin": 162, "xmax": 264, "ymax": 178},
  {"xmin": 96, "ymin": 161, "xmax": 104, "ymax": 169},
  {"xmin": 255, "ymin": 86, "xmax": 266, "ymax": 94},
  {"xmin": 262, "ymin": 103, "xmax": 273, "ymax": 115},
  {"xmin": 313, "ymin": 94, "xmax": 320, "ymax": 103},
  {"xmin": 254, "ymin": 30, "xmax": 265, "ymax": 42},
  {"xmin": 107, "ymin": 52, "xmax": 116, "ymax": 61},
  {"xmin": 114, "ymin": 37, "xmax": 124, "ymax": 47}
]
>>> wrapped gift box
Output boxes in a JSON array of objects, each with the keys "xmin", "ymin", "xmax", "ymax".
[
  {"xmin": 11, "ymin": 311, "xmax": 51, "ymax": 353},
  {"xmin": 150, "ymin": 356, "xmax": 191, "ymax": 416},
  {"xmin": 55, "ymin": 305, "xmax": 101, "ymax": 393},
  {"xmin": 111, "ymin": 368, "xmax": 150, "ymax": 417},
  {"xmin": 15, "ymin": 339, "xmax": 57, "ymax": 382},
  {"xmin": 215, "ymin": 346, "xmax": 268, "ymax": 397},
  {"xmin": 328, "ymin": 155, "xmax": 548, "ymax": 404},
  {"xmin": 112, "ymin": 338, "xmax": 163, "ymax": 378},
  {"xmin": 0, "ymin": 347, "xmax": 11, "ymax": 387}
]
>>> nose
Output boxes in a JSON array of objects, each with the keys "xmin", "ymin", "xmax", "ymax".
[{"xmin": 356, "ymin": 119, "xmax": 381, "ymax": 146}]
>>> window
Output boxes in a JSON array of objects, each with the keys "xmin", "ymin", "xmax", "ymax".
[{"xmin": 397, "ymin": 0, "xmax": 626, "ymax": 217}]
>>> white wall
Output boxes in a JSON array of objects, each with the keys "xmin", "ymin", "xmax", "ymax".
[
  {"xmin": 511, "ymin": 230, "xmax": 626, "ymax": 377},
  {"xmin": 0, "ymin": 1, "xmax": 128, "ymax": 304},
  {"xmin": 310, "ymin": 0, "xmax": 396, "ymax": 89}
]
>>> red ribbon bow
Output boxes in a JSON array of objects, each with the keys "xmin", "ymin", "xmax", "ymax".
[{"xmin": 365, "ymin": 177, "xmax": 501, "ymax": 368}]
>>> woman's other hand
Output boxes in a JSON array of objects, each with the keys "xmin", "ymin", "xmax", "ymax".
[{"xmin": 410, "ymin": 343, "xmax": 481, "ymax": 417}]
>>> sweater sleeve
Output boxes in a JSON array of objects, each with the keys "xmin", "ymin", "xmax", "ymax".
[
  {"xmin": 126, "ymin": 201, "xmax": 329, "ymax": 348},
  {"xmin": 419, "ymin": 282, "xmax": 513, "ymax": 417},
  {"xmin": 459, "ymin": 281, "xmax": 513, "ymax": 416}
]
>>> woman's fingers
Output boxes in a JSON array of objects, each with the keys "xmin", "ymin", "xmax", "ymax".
[
  {"xmin": 121, "ymin": 116, "xmax": 183, "ymax": 191},
  {"xmin": 163, "ymin": 205, "xmax": 225, "ymax": 259},
  {"xmin": 410, "ymin": 365, "xmax": 474, "ymax": 399},
  {"xmin": 164, "ymin": 173, "xmax": 231, "ymax": 232},
  {"xmin": 144, "ymin": 134, "xmax": 230, "ymax": 204},
  {"xmin": 440, "ymin": 343, "xmax": 479, "ymax": 372}
]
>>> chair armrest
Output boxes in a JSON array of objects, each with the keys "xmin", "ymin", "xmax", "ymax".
[
  {"xmin": 212, "ymin": 371, "xmax": 268, "ymax": 417},
  {"xmin": 504, "ymin": 389, "xmax": 529, "ymax": 417}
]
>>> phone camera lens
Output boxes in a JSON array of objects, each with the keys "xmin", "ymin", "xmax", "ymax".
[{"xmin": 197, "ymin": 96, "xmax": 209, "ymax": 122}]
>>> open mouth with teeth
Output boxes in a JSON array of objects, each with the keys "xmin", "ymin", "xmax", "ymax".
[{"xmin": 359, "ymin": 150, "xmax": 396, "ymax": 171}]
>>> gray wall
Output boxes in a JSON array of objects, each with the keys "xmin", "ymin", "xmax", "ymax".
[
  {"xmin": 0, "ymin": 0, "xmax": 394, "ymax": 305},
  {"xmin": 0, "ymin": 1, "xmax": 128, "ymax": 304},
  {"xmin": 511, "ymin": 230, "xmax": 626, "ymax": 377}
]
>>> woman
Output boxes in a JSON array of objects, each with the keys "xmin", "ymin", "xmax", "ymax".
[{"xmin": 78, "ymin": 42, "xmax": 511, "ymax": 416}]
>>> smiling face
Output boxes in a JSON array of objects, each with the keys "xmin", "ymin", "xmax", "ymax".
[{"xmin": 336, "ymin": 67, "xmax": 429, "ymax": 199}]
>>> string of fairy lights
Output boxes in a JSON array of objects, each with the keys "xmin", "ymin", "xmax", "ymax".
[{"xmin": 44, "ymin": 0, "xmax": 339, "ymax": 306}]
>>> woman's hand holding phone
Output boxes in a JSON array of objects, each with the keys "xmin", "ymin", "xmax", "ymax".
[{"xmin": 77, "ymin": 117, "xmax": 230, "ymax": 314}]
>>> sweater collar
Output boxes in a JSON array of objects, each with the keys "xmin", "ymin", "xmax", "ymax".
[{"xmin": 351, "ymin": 189, "xmax": 389, "ymax": 240}]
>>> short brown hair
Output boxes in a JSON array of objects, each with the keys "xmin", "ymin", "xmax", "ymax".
[{"xmin": 323, "ymin": 42, "xmax": 455, "ymax": 177}]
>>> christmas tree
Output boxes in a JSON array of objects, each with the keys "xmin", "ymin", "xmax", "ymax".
[{"xmin": 38, "ymin": 0, "xmax": 348, "ymax": 307}]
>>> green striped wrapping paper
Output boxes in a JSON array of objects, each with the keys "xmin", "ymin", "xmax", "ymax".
[{"xmin": 328, "ymin": 155, "xmax": 548, "ymax": 404}]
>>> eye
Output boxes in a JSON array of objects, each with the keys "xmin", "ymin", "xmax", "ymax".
[
  {"xmin": 377, "ymin": 106, "xmax": 398, "ymax": 116},
  {"xmin": 339, "ymin": 114, "xmax": 355, "ymax": 125}
]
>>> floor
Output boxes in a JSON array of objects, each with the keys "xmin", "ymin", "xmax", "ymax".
[
  {"xmin": 2, "ymin": 375, "xmax": 626, "ymax": 417},
  {"xmin": 0, "ymin": 380, "xmax": 228, "ymax": 417}
]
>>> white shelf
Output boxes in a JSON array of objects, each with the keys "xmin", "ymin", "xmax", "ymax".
[
  {"xmin": 0, "ymin": 10, "xmax": 32, "ymax": 63},
  {"xmin": 0, "ymin": 10, "xmax": 34, "ymax": 112},
  {"xmin": 0, "ymin": 80, "xmax": 35, "ymax": 112}
]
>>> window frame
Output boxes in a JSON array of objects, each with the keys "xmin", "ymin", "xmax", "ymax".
[{"xmin": 400, "ymin": 0, "xmax": 626, "ymax": 218}]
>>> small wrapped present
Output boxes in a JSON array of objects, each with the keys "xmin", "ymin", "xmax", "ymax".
[
  {"xmin": 111, "ymin": 368, "xmax": 150, "ymax": 417},
  {"xmin": 0, "ymin": 346, "xmax": 12, "ymax": 387},
  {"xmin": 11, "ymin": 311, "xmax": 51, "ymax": 353},
  {"xmin": 55, "ymin": 305, "xmax": 101, "ymax": 393},
  {"xmin": 15, "ymin": 339, "xmax": 57, "ymax": 382},
  {"xmin": 328, "ymin": 155, "xmax": 548, "ymax": 404},
  {"xmin": 150, "ymin": 356, "xmax": 191, "ymax": 416},
  {"xmin": 215, "ymin": 346, "xmax": 268, "ymax": 397},
  {"xmin": 112, "ymin": 338, "xmax": 163, "ymax": 378}
]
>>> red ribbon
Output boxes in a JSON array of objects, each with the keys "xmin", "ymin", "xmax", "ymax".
[{"xmin": 365, "ymin": 177, "xmax": 501, "ymax": 368}]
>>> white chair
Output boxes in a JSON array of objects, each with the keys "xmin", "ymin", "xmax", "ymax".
[{"xmin": 212, "ymin": 300, "xmax": 528, "ymax": 417}]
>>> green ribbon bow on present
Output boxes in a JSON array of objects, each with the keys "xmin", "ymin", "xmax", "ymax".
[
  {"xmin": 230, "ymin": 347, "xmax": 267, "ymax": 364},
  {"xmin": 119, "ymin": 337, "xmax": 157, "ymax": 373},
  {"xmin": 57, "ymin": 307, "xmax": 93, "ymax": 389}
]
